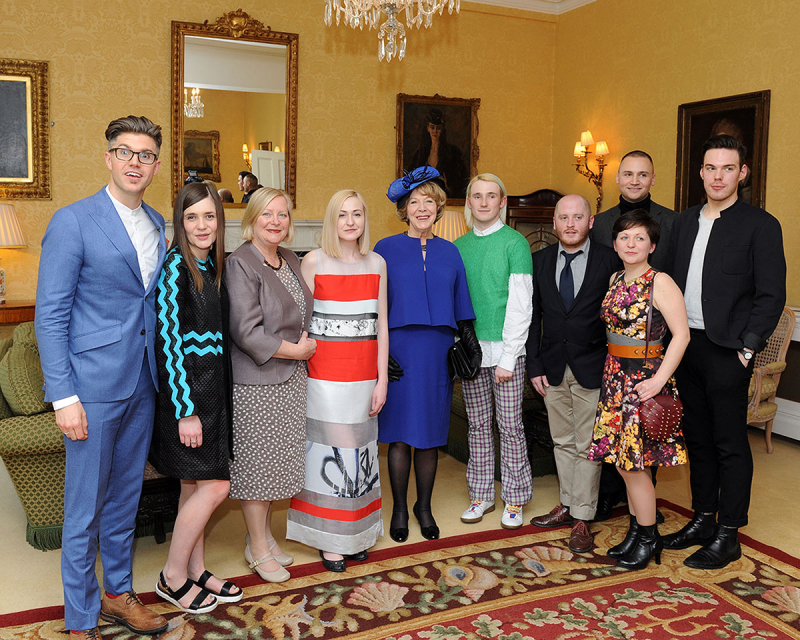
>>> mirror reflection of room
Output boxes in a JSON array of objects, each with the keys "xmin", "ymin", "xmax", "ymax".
[{"xmin": 183, "ymin": 35, "xmax": 287, "ymax": 203}]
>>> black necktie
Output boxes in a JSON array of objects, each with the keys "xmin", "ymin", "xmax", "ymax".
[{"xmin": 559, "ymin": 250, "xmax": 582, "ymax": 309}]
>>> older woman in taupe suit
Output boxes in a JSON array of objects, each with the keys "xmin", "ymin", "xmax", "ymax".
[{"xmin": 225, "ymin": 187, "xmax": 315, "ymax": 583}]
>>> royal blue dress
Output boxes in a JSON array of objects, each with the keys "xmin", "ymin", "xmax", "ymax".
[{"xmin": 374, "ymin": 234, "xmax": 475, "ymax": 448}]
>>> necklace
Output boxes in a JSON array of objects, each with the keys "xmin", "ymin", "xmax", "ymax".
[{"xmin": 263, "ymin": 253, "xmax": 283, "ymax": 271}]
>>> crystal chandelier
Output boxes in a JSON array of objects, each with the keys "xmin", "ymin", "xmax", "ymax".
[
  {"xmin": 183, "ymin": 87, "xmax": 204, "ymax": 118},
  {"xmin": 324, "ymin": 1, "xmax": 460, "ymax": 62}
]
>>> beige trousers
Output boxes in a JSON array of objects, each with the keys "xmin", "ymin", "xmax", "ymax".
[{"xmin": 542, "ymin": 364, "xmax": 602, "ymax": 521}]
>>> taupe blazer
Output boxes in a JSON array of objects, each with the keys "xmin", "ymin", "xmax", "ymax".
[{"xmin": 225, "ymin": 242, "xmax": 313, "ymax": 385}]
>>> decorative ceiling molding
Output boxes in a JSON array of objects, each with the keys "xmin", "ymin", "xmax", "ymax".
[{"xmin": 469, "ymin": 0, "xmax": 596, "ymax": 14}]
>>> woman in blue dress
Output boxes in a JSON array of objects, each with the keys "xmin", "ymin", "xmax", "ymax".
[{"xmin": 375, "ymin": 166, "xmax": 480, "ymax": 542}]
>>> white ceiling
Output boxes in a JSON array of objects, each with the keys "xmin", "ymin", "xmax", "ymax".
[{"xmin": 470, "ymin": 0, "xmax": 596, "ymax": 14}]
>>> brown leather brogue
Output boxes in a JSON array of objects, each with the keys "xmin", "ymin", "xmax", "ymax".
[
  {"xmin": 568, "ymin": 520, "xmax": 594, "ymax": 554},
  {"xmin": 100, "ymin": 591, "xmax": 168, "ymax": 635},
  {"xmin": 529, "ymin": 504, "xmax": 572, "ymax": 528}
]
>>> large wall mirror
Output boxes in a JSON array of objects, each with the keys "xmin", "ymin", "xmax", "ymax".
[{"xmin": 171, "ymin": 10, "xmax": 298, "ymax": 207}]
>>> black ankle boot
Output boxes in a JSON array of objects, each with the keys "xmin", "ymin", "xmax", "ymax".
[
  {"xmin": 608, "ymin": 515, "xmax": 639, "ymax": 558},
  {"xmin": 616, "ymin": 524, "xmax": 661, "ymax": 570},
  {"xmin": 662, "ymin": 512, "xmax": 715, "ymax": 550},
  {"xmin": 684, "ymin": 525, "xmax": 741, "ymax": 569}
]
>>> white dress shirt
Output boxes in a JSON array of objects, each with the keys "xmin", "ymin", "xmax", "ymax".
[{"xmin": 472, "ymin": 219, "xmax": 534, "ymax": 371}]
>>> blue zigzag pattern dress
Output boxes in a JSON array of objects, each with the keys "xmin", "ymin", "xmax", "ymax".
[{"xmin": 151, "ymin": 246, "xmax": 232, "ymax": 480}]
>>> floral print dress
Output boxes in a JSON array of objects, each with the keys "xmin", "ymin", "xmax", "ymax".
[{"xmin": 588, "ymin": 269, "xmax": 687, "ymax": 471}]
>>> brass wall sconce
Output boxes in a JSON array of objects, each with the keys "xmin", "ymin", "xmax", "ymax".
[
  {"xmin": 573, "ymin": 130, "xmax": 609, "ymax": 213},
  {"xmin": 242, "ymin": 144, "xmax": 252, "ymax": 171}
]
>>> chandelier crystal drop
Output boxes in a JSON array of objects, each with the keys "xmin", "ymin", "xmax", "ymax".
[
  {"xmin": 324, "ymin": 1, "xmax": 460, "ymax": 62},
  {"xmin": 183, "ymin": 87, "xmax": 204, "ymax": 118}
]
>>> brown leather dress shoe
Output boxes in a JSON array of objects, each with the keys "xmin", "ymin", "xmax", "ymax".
[
  {"xmin": 70, "ymin": 628, "xmax": 101, "ymax": 640},
  {"xmin": 100, "ymin": 591, "xmax": 168, "ymax": 635},
  {"xmin": 530, "ymin": 504, "xmax": 572, "ymax": 528},
  {"xmin": 568, "ymin": 520, "xmax": 594, "ymax": 553}
]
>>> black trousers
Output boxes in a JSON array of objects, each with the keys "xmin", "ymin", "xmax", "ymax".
[{"xmin": 676, "ymin": 329, "xmax": 754, "ymax": 527}]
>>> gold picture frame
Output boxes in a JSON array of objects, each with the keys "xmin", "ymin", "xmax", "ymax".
[
  {"xmin": 396, "ymin": 93, "xmax": 480, "ymax": 205},
  {"xmin": 183, "ymin": 130, "xmax": 221, "ymax": 182},
  {"xmin": 0, "ymin": 58, "xmax": 51, "ymax": 199}
]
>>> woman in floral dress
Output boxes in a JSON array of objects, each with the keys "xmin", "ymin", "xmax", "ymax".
[{"xmin": 588, "ymin": 209, "xmax": 690, "ymax": 570}]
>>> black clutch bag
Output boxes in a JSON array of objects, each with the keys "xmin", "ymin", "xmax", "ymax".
[{"xmin": 447, "ymin": 340, "xmax": 480, "ymax": 380}]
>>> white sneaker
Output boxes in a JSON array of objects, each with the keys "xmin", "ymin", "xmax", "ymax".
[
  {"xmin": 461, "ymin": 500, "xmax": 495, "ymax": 523},
  {"xmin": 501, "ymin": 504, "xmax": 524, "ymax": 529}
]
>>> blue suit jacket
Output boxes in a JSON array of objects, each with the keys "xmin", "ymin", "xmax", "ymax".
[{"xmin": 36, "ymin": 188, "xmax": 167, "ymax": 403}]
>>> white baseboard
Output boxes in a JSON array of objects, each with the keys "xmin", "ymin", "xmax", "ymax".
[{"xmin": 751, "ymin": 398, "xmax": 800, "ymax": 442}]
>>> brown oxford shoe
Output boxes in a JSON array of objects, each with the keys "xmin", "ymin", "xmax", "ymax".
[
  {"xmin": 100, "ymin": 591, "xmax": 168, "ymax": 635},
  {"xmin": 530, "ymin": 504, "xmax": 572, "ymax": 528},
  {"xmin": 70, "ymin": 628, "xmax": 101, "ymax": 640},
  {"xmin": 568, "ymin": 520, "xmax": 594, "ymax": 553}
]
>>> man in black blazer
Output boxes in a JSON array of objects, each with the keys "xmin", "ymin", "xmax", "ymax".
[
  {"xmin": 664, "ymin": 134, "xmax": 786, "ymax": 569},
  {"xmin": 526, "ymin": 194, "xmax": 621, "ymax": 553},
  {"xmin": 591, "ymin": 150, "xmax": 676, "ymax": 519}
]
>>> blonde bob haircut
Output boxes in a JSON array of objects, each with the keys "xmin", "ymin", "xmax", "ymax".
[
  {"xmin": 321, "ymin": 190, "xmax": 371, "ymax": 258},
  {"xmin": 464, "ymin": 173, "xmax": 508, "ymax": 229},
  {"xmin": 241, "ymin": 187, "xmax": 295, "ymax": 245},
  {"xmin": 396, "ymin": 181, "xmax": 446, "ymax": 225}
]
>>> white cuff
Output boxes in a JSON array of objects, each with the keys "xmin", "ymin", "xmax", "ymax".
[{"xmin": 52, "ymin": 395, "xmax": 80, "ymax": 411}]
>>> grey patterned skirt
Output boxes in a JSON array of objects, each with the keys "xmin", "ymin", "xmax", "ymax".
[{"xmin": 228, "ymin": 363, "xmax": 307, "ymax": 501}]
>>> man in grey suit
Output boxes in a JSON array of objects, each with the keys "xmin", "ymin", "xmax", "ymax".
[
  {"xmin": 591, "ymin": 150, "xmax": 675, "ymax": 271},
  {"xmin": 36, "ymin": 116, "xmax": 168, "ymax": 639},
  {"xmin": 590, "ymin": 150, "xmax": 676, "ymax": 520}
]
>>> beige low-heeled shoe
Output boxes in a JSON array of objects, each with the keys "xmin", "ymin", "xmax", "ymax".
[
  {"xmin": 244, "ymin": 533, "xmax": 294, "ymax": 567},
  {"xmin": 244, "ymin": 544, "xmax": 290, "ymax": 583}
]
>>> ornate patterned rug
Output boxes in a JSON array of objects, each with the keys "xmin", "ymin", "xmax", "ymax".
[{"xmin": 3, "ymin": 501, "xmax": 800, "ymax": 640}]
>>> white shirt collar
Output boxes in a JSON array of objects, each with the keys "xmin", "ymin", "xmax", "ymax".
[
  {"xmin": 105, "ymin": 185, "xmax": 144, "ymax": 217},
  {"xmin": 472, "ymin": 218, "xmax": 504, "ymax": 237}
]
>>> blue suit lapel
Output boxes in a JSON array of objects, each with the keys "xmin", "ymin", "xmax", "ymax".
[{"xmin": 87, "ymin": 190, "xmax": 144, "ymax": 288}]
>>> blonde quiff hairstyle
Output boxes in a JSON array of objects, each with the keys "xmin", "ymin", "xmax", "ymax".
[
  {"xmin": 321, "ymin": 190, "xmax": 371, "ymax": 258},
  {"xmin": 396, "ymin": 181, "xmax": 446, "ymax": 224},
  {"xmin": 464, "ymin": 173, "xmax": 508, "ymax": 229},
  {"xmin": 240, "ymin": 187, "xmax": 295, "ymax": 245}
]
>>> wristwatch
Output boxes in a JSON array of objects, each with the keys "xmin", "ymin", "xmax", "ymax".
[{"xmin": 739, "ymin": 348, "xmax": 753, "ymax": 361}]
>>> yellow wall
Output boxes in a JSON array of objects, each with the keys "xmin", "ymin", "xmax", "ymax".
[
  {"xmin": 551, "ymin": 0, "xmax": 800, "ymax": 304},
  {"xmin": 0, "ymin": 0, "xmax": 556, "ymax": 298},
  {"xmin": 244, "ymin": 92, "xmax": 286, "ymax": 159}
]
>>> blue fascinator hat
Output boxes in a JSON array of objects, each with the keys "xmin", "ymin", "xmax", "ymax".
[{"xmin": 387, "ymin": 166, "xmax": 446, "ymax": 209}]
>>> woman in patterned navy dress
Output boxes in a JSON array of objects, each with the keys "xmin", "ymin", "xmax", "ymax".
[
  {"xmin": 152, "ymin": 182, "xmax": 240, "ymax": 613},
  {"xmin": 588, "ymin": 209, "xmax": 690, "ymax": 570},
  {"xmin": 288, "ymin": 190, "xmax": 388, "ymax": 572}
]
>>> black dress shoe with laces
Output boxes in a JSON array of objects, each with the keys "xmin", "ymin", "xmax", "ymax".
[
  {"xmin": 662, "ymin": 512, "xmax": 716, "ymax": 549},
  {"xmin": 684, "ymin": 525, "xmax": 742, "ymax": 569}
]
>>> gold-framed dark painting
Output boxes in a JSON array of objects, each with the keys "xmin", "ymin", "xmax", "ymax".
[
  {"xmin": 0, "ymin": 58, "xmax": 51, "ymax": 199},
  {"xmin": 675, "ymin": 90, "xmax": 770, "ymax": 211},
  {"xmin": 183, "ymin": 130, "xmax": 221, "ymax": 182},
  {"xmin": 396, "ymin": 93, "xmax": 480, "ymax": 205}
]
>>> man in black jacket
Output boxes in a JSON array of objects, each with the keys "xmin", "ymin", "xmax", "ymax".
[
  {"xmin": 664, "ymin": 134, "xmax": 786, "ymax": 569},
  {"xmin": 526, "ymin": 194, "xmax": 620, "ymax": 553}
]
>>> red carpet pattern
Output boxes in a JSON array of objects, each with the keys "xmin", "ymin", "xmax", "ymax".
[{"xmin": 2, "ymin": 502, "xmax": 799, "ymax": 640}]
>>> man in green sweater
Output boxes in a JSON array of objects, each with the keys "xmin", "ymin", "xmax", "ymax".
[{"xmin": 455, "ymin": 173, "xmax": 534, "ymax": 529}]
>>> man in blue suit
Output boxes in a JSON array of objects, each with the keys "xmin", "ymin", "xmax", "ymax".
[{"xmin": 36, "ymin": 116, "xmax": 169, "ymax": 639}]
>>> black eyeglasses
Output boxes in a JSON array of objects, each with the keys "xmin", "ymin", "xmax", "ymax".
[{"xmin": 109, "ymin": 147, "xmax": 158, "ymax": 165}]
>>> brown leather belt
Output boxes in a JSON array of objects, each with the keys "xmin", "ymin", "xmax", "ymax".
[{"xmin": 607, "ymin": 343, "xmax": 663, "ymax": 358}]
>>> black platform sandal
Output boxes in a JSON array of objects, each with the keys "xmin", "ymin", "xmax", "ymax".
[
  {"xmin": 156, "ymin": 572, "xmax": 218, "ymax": 613},
  {"xmin": 193, "ymin": 570, "xmax": 243, "ymax": 603}
]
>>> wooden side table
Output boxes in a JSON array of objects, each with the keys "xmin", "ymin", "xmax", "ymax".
[{"xmin": 0, "ymin": 300, "xmax": 35, "ymax": 338}]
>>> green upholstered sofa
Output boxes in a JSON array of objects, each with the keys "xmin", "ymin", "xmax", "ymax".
[{"xmin": 0, "ymin": 322, "xmax": 179, "ymax": 551}]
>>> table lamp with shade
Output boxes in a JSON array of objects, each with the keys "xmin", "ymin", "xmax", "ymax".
[{"xmin": 0, "ymin": 204, "xmax": 27, "ymax": 304}]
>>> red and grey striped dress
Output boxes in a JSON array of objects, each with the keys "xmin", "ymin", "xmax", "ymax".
[{"xmin": 286, "ymin": 249, "xmax": 384, "ymax": 554}]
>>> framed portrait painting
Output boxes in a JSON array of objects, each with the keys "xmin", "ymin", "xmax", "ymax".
[
  {"xmin": 396, "ymin": 93, "xmax": 480, "ymax": 205},
  {"xmin": 675, "ymin": 90, "xmax": 770, "ymax": 211},
  {"xmin": 0, "ymin": 58, "xmax": 51, "ymax": 199},
  {"xmin": 184, "ymin": 130, "xmax": 221, "ymax": 182}
]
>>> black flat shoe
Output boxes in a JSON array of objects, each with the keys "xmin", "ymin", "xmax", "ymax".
[
  {"xmin": 390, "ymin": 509, "xmax": 409, "ymax": 543},
  {"xmin": 413, "ymin": 503, "xmax": 440, "ymax": 540},
  {"xmin": 345, "ymin": 550, "xmax": 369, "ymax": 562},
  {"xmin": 319, "ymin": 550, "xmax": 346, "ymax": 573},
  {"xmin": 662, "ymin": 512, "xmax": 716, "ymax": 550},
  {"xmin": 684, "ymin": 525, "xmax": 741, "ymax": 570}
]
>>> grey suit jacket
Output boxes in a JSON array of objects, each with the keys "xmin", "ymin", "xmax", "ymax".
[
  {"xmin": 590, "ymin": 200, "xmax": 675, "ymax": 271},
  {"xmin": 225, "ymin": 242, "xmax": 313, "ymax": 385}
]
